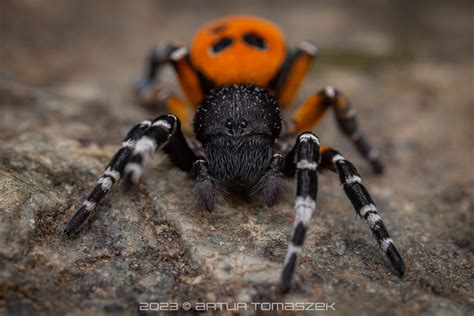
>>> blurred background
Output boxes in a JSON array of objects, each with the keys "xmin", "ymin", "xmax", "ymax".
[
  {"xmin": 2, "ymin": 1, "xmax": 472, "ymax": 95},
  {"xmin": 1, "ymin": 1, "xmax": 472, "ymax": 315}
]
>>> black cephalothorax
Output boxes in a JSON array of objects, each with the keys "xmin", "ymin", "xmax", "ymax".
[
  {"xmin": 194, "ymin": 85, "xmax": 281, "ymax": 195},
  {"xmin": 65, "ymin": 43, "xmax": 405, "ymax": 293}
]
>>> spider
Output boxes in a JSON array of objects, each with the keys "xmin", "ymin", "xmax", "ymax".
[{"xmin": 64, "ymin": 15, "xmax": 405, "ymax": 292}]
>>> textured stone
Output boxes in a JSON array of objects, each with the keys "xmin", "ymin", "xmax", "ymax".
[{"xmin": 1, "ymin": 1, "xmax": 473, "ymax": 315}]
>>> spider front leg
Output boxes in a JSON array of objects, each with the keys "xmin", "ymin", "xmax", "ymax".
[
  {"xmin": 122, "ymin": 114, "xmax": 197, "ymax": 189},
  {"xmin": 292, "ymin": 87, "xmax": 384, "ymax": 173},
  {"xmin": 319, "ymin": 146, "xmax": 405, "ymax": 276},
  {"xmin": 280, "ymin": 132, "xmax": 320, "ymax": 293},
  {"xmin": 64, "ymin": 114, "xmax": 196, "ymax": 236}
]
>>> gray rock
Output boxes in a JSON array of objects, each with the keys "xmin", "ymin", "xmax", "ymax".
[{"xmin": 1, "ymin": 1, "xmax": 473, "ymax": 315}]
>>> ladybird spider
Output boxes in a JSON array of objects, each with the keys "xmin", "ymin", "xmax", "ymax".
[{"xmin": 64, "ymin": 16, "xmax": 405, "ymax": 292}]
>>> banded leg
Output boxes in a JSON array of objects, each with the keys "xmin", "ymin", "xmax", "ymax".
[
  {"xmin": 134, "ymin": 44, "xmax": 171, "ymax": 107},
  {"xmin": 64, "ymin": 119, "xmax": 153, "ymax": 235},
  {"xmin": 138, "ymin": 84, "xmax": 193, "ymax": 133},
  {"xmin": 64, "ymin": 115, "xmax": 196, "ymax": 235},
  {"xmin": 135, "ymin": 43, "xmax": 204, "ymax": 107},
  {"xmin": 134, "ymin": 43, "xmax": 199, "ymax": 132},
  {"xmin": 292, "ymin": 86, "xmax": 384, "ymax": 173},
  {"xmin": 320, "ymin": 147, "xmax": 405, "ymax": 276},
  {"xmin": 274, "ymin": 41, "xmax": 318, "ymax": 108},
  {"xmin": 167, "ymin": 45, "xmax": 207, "ymax": 106},
  {"xmin": 122, "ymin": 114, "xmax": 197, "ymax": 190},
  {"xmin": 281, "ymin": 132, "xmax": 320, "ymax": 293}
]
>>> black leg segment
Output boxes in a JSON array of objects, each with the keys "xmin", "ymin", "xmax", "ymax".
[
  {"xmin": 64, "ymin": 119, "xmax": 152, "ymax": 235},
  {"xmin": 64, "ymin": 114, "xmax": 196, "ymax": 236},
  {"xmin": 122, "ymin": 114, "xmax": 197, "ymax": 190},
  {"xmin": 325, "ymin": 86, "xmax": 384, "ymax": 173},
  {"xmin": 281, "ymin": 132, "xmax": 320, "ymax": 293},
  {"xmin": 320, "ymin": 148, "xmax": 405, "ymax": 276}
]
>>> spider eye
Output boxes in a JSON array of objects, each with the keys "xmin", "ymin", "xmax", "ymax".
[
  {"xmin": 210, "ymin": 37, "xmax": 233, "ymax": 54},
  {"xmin": 225, "ymin": 119, "xmax": 233, "ymax": 129},
  {"xmin": 239, "ymin": 120, "xmax": 247, "ymax": 128},
  {"xmin": 242, "ymin": 33, "xmax": 267, "ymax": 50}
]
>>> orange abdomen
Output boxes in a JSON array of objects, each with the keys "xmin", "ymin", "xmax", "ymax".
[{"xmin": 190, "ymin": 16, "xmax": 287, "ymax": 88}]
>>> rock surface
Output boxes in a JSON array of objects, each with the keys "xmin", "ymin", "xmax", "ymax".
[{"xmin": 1, "ymin": 1, "xmax": 473, "ymax": 315}]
